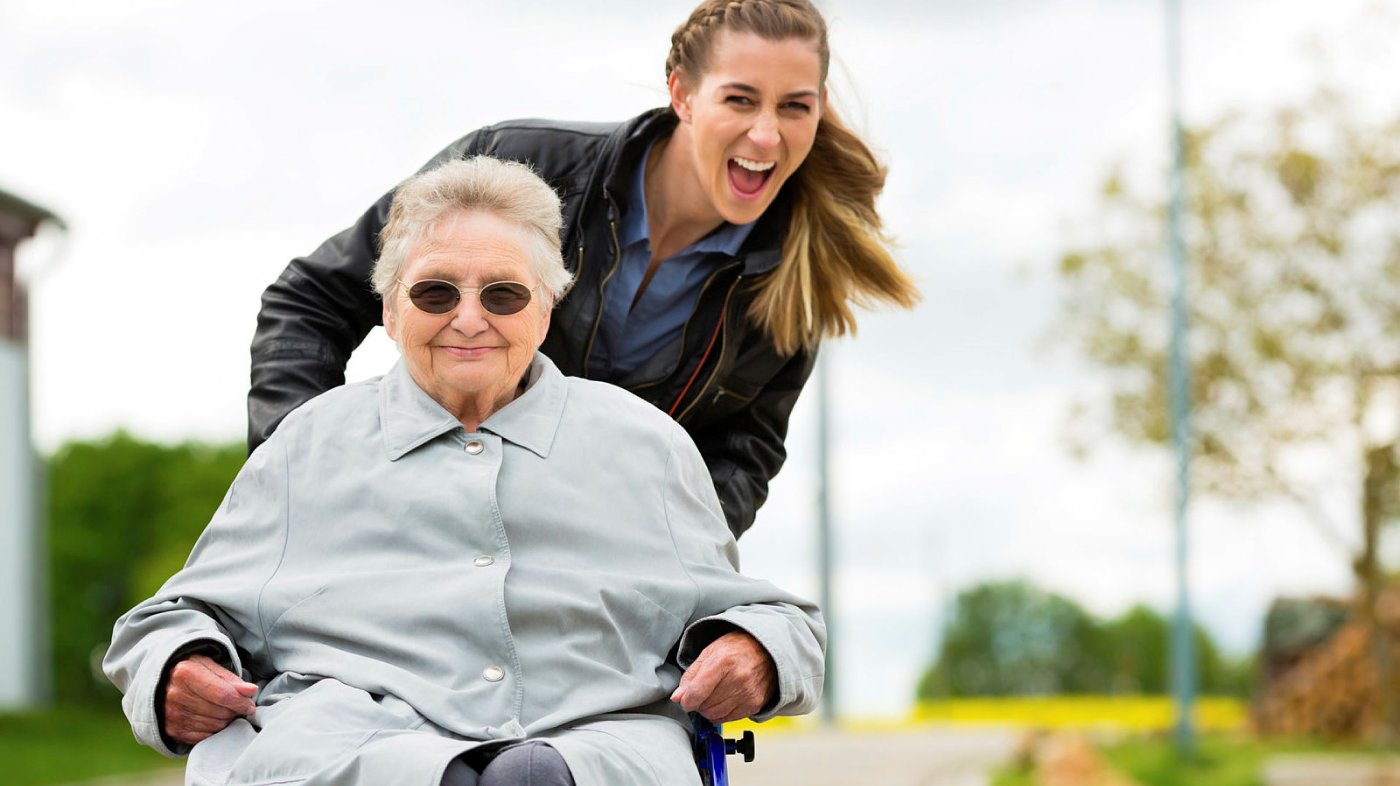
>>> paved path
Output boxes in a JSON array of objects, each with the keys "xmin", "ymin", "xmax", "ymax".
[
  {"xmin": 729, "ymin": 727, "xmax": 1021, "ymax": 786},
  {"xmin": 1261, "ymin": 754, "xmax": 1400, "ymax": 786},
  {"xmin": 76, "ymin": 727, "xmax": 1020, "ymax": 786}
]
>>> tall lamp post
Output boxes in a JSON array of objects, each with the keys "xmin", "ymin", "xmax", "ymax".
[{"xmin": 1165, "ymin": 0, "xmax": 1198, "ymax": 757}]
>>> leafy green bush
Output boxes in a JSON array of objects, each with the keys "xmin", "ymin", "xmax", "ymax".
[
  {"xmin": 917, "ymin": 580, "xmax": 1254, "ymax": 700},
  {"xmin": 47, "ymin": 432, "xmax": 244, "ymax": 706}
]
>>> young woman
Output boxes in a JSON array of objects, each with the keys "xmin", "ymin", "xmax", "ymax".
[{"xmin": 249, "ymin": 0, "xmax": 920, "ymax": 538}]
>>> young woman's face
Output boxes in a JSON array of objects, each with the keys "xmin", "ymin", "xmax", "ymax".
[{"xmin": 671, "ymin": 30, "xmax": 824, "ymax": 226}]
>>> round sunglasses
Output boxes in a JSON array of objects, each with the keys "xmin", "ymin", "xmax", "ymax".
[{"xmin": 397, "ymin": 279, "xmax": 535, "ymax": 316}]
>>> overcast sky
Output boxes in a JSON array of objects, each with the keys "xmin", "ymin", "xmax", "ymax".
[{"xmin": 5, "ymin": 0, "xmax": 1400, "ymax": 716}]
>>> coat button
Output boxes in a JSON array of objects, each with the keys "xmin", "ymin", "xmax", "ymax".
[
  {"xmin": 464, "ymin": 440, "xmax": 484, "ymax": 454},
  {"xmin": 473, "ymin": 555, "xmax": 494, "ymax": 568},
  {"xmin": 482, "ymin": 666, "xmax": 505, "ymax": 683}
]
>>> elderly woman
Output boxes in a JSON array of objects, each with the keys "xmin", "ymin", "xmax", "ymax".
[{"xmin": 104, "ymin": 157, "xmax": 824, "ymax": 786}]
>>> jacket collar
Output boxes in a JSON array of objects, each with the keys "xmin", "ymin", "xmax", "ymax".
[
  {"xmin": 602, "ymin": 108, "xmax": 677, "ymax": 209},
  {"xmin": 380, "ymin": 353, "xmax": 567, "ymax": 461}
]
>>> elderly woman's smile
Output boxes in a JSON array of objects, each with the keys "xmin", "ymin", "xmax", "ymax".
[
  {"xmin": 437, "ymin": 344, "xmax": 502, "ymax": 358},
  {"xmin": 384, "ymin": 209, "xmax": 551, "ymax": 429}
]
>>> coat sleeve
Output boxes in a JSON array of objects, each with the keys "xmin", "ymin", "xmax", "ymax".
[
  {"xmin": 689, "ymin": 344, "xmax": 817, "ymax": 540},
  {"xmin": 661, "ymin": 427, "xmax": 826, "ymax": 721},
  {"xmin": 102, "ymin": 439, "xmax": 292, "ymax": 757},
  {"xmin": 246, "ymin": 131, "xmax": 487, "ymax": 452}
]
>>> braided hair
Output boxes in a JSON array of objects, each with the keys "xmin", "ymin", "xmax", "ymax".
[{"xmin": 666, "ymin": 0, "xmax": 829, "ymax": 85}]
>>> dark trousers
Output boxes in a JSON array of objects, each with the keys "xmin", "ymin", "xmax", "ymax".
[{"xmin": 440, "ymin": 741, "xmax": 575, "ymax": 786}]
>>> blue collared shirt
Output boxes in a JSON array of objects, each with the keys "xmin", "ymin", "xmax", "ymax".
[{"xmin": 587, "ymin": 143, "xmax": 756, "ymax": 381}]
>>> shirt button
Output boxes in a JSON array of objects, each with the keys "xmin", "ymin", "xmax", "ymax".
[
  {"xmin": 482, "ymin": 666, "xmax": 505, "ymax": 683},
  {"xmin": 473, "ymin": 555, "xmax": 495, "ymax": 568},
  {"xmin": 464, "ymin": 440, "xmax": 484, "ymax": 455}
]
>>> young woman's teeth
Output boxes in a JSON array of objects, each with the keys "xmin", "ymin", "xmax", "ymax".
[{"xmin": 733, "ymin": 157, "xmax": 775, "ymax": 172}]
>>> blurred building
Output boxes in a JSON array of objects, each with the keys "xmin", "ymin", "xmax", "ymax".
[{"xmin": 1, "ymin": 186, "xmax": 63, "ymax": 708}]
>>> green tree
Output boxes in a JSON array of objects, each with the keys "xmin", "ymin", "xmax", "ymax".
[
  {"xmin": 1102, "ymin": 605, "xmax": 1167, "ymax": 693},
  {"xmin": 1101, "ymin": 604, "xmax": 1251, "ymax": 696},
  {"xmin": 918, "ymin": 580, "xmax": 1112, "ymax": 698},
  {"xmin": 917, "ymin": 582, "xmax": 1250, "ymax": 700},
  {"xmin": 1053, "ymin": 85, "xmax": 1400, "ymax": 735},
  {"xmin": 47, "ymin": 433, "xmax": 244, "ymax": 706}
]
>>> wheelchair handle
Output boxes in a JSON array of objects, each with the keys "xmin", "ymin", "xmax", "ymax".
[
  {"xmin": 725, "ymin": 729, "xmax": 756, "ymax": 763},
  {"xmin": 692, "ymin": 715, "xmax": 758, "ymax": 786}
]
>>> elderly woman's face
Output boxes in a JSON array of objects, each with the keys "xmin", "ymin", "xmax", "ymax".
[{"xmin": 384, "ymin": 210, "xmax": 549, "ymax": 417}]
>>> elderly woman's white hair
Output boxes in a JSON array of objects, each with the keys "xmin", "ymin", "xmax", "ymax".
[{"xmin": 373, "ymin": 157, "xmax": 574, "ymax": 305}]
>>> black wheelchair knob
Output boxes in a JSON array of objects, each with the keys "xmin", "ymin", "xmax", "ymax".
[{"xmin": 725, "ymin": 730, "xmax": 756, "ymax": 763}]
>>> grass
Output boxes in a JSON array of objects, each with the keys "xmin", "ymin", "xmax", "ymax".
[
  {"xmin": 993, "ymin": 733, "xmax": 1392, "ymax": 786},
  {"xmin": 915, "ymin": 696, "xmax": 1354, "ymax": 786},
  {"xmin": 0, "ymin": 707, "xmax": 180, "ymax": 786},
  {"xmin": 1102, "ymin": 735, "xmax": 1289, "ymax": 786},
  {"xmin": 993, "ymin": 765, "xmax": 1038, "ymax": 786}
]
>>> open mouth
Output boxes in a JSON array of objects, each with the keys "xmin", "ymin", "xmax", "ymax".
[{"xmin": 728, "ymin": 156, "xmax": 775, "ymax": 198}]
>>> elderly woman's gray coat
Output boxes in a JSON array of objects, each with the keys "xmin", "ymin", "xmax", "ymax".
[{"xmin": 104, "ymin": 354, "xmax": 825, "ymax": 786}]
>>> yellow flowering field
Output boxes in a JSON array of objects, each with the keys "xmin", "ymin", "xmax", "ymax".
[
  {"xmin": 718, "ymin": 696, "xmax": 1248, "ymax": 736},
  {"xmin": 909, "ymin": 695, "xmax": 1247, "ymax": 732}
]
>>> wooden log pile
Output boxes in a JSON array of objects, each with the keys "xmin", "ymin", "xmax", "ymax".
[
  {"xmin": 1252, "ymin": 592, "xmax": 1400, "ymax": 739},
  {"xmin": 1252, "ymin": 621, "xmax": 1377, "ymax": 738}
]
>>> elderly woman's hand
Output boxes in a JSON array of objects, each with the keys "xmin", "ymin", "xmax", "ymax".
[
  {"xmin": 163, "ymin": 654, "xmax": 258, "ymax": 745},
  {"xmin": 671, "ymin": 630, "xmax": 777, "ymax": 723}
]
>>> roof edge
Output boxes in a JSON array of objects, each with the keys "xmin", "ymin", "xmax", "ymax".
[{"xmin": 0, "ymin": 187, "xmax": 66, "ymax": 231}]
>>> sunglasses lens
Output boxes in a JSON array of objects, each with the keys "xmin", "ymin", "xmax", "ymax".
[
  {"xmin": 407, "ymin": 281, "xmax": 460, "ymax": 314},
  {"xmin": 480, "ymin": 282, "xmax": 532, "ymax": 315}
]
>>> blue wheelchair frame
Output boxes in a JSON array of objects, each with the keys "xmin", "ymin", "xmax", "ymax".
[{"xmin": 691, "ymin": 715, "xmax": 755, "ymax": 786}]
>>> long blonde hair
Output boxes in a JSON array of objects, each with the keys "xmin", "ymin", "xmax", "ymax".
[{"xmin": 666, "ymin": 0, "xmax": 920, "ymax": 354}]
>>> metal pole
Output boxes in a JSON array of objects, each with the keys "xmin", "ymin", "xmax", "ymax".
[
  {"xmin": 1165, "ymin": 0, "xmax": 1198, "ymax": 757},
  {"xmin": 815, "ymin": 351, "xmax": 836, "ymax": 724}
]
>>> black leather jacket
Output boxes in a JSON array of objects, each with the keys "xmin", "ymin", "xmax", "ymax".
[{"xmin": 249, "ymin": 108, "xmax": 817, "ymax": 538}]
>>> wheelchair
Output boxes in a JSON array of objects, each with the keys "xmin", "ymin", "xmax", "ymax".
[{"xmin": 691, "ymin": 715, "xmax": 756, "ymax": 786}]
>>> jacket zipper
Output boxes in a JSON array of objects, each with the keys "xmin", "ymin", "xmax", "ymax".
[
  {"xmin": 581, "ymin": 196, "xmax": 623, "ymax": 373},
  {"xmin": 574, "ymin": 243, "xmax": 585, "ymax": 292},
  {"xmin": 630, "ymin": 260, "xmax": 742, "ymax": 397},
  {"xmin": 674, "ymin": 274, "xmax": 741, "ymax": 422}
]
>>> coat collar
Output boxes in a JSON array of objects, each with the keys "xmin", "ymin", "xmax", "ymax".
[{"xmin": 380, "ymin": 353, "xmax": 567, "ymax": 461}]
